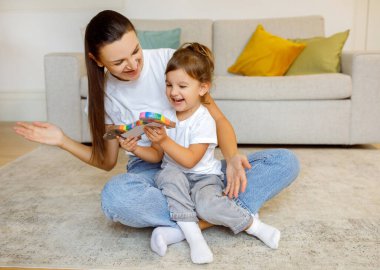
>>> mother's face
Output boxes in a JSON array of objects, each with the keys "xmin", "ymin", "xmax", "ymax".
[{"xmin": 97, "ymin": 31, "xmax": 143, "ymax": 81}]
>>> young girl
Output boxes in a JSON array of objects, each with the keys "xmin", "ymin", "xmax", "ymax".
[
  {"xmin": 14, "ymin": 10, "xmax": 299, "ymax": 259},
  {"xmin": 120, "ymin": 43, "xmax": 281, "ymax": 264}
]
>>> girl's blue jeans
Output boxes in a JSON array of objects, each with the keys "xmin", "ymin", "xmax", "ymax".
[{"xmin": 101, "ymin": 149, "xmax": 300, "ymax": 228}]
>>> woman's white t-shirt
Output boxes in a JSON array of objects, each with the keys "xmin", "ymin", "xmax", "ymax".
[{"xmin": 103, "ymin": 48, "xmax": 175, "ymax": 147}]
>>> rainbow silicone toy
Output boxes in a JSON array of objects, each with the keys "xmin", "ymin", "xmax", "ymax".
[
  {"xmin": 119, "ymin": 120, "xmax": 148, "ymax": 132},
  {"xmin": 139, "ymin": 112, "xmax": 176, "ymax": 128},
  {"xmin": 103, "ymin": 112, "xmax": 176, "ymax": 140}
]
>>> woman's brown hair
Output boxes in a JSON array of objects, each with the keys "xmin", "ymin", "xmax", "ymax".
[
  {"xmin": 84, "ymin": 10, "xmax": 135, "ymax": 163},
  {"xmin": 165, "ymin": 42, "xmax": 214, "ymax": 104}
]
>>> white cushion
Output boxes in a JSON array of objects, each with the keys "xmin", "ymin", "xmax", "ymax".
[{"xmin": 211, "ymin": 73, "xmax": 351, "ymax": 101}]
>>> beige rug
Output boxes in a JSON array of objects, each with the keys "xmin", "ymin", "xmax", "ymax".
[{"xmin": 0, "ymin": 145, "xmax": 379, "ymax": 269}]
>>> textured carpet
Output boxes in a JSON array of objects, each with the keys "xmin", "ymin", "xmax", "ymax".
[{"xmin": 0, "ymin": 145, "xmax": 379, "ymax": 269}]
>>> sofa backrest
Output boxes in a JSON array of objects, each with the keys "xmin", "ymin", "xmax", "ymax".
[
  {"xmin": 132, "ymin": 19, "xmax": 213, "ymax": 49},
  {"xmin": 213, "ymin": 15, "xmax": 325, "ymax": 75}
]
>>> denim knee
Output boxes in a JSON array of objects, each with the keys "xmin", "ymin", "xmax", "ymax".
[
  {"xmin": 100, "ymin": 173, "xmax": 149, "ymax": 224},
  {"xmin": 275, "ymin": 149, "xmax": 300, "ymax": 184},
  {"xmin": 101, "ymin": 175, "xmax": 126, "ymax": 222},
  {"xmin": 100, "ymin": 172, "xmax": 176, "ymax": 228},
  {"xmin": 249, "ymin": 149, "xmax": 300, "ymax": 181}
]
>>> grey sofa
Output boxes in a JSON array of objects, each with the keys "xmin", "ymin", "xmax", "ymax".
[{"xmin": 45, "ymin": 15, "xmax": 380, "ymax": 145}]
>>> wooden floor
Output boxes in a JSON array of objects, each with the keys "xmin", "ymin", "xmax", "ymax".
[{"xmin": 0, "ymin": 122, "xmax": 40, "ymax": 167}]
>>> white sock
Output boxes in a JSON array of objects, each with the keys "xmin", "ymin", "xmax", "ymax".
[
  {"xmin": 177, "ymin": 221, "xmax": 213, "ymax": 264},
  {"xmin": 245, "ymin": 214, "xmax": 281, "ymax": 249},
  {"xmin": 150, "ymin": 226, "xmax": 185, "ymax": 256}
]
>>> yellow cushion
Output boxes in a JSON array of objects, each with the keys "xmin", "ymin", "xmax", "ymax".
[{"xmin": 228, "ymin": 24, "xmax": 306, "ymax": 76}]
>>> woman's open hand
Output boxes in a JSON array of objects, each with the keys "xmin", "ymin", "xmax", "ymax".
[
  {"xmin": 13, "ymin": 121, "xmax": 65, "ymax": 146},
  {"xmin": 224, "ymin": 154, "xmax": 252, "ymax": 199}
]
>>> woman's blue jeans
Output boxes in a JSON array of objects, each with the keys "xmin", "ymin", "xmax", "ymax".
[{"xmin": 101, "ymin": 149, "xmax": 300, "ymax": 228}]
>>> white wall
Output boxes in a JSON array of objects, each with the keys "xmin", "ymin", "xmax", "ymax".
[
  {"xmin": 0, "ymin": 0, "xmax": 379, "ymax": 121},
  {"xmin": 125, "ymin": 0, "xmax": 356, "ymax": 49},
  {"xmin": 0, "ymin": 0, "xmax": 126, "ymax": 121},
  {"xmin": 367, "ymin": 0, "xmax": 380, "ymax": 50}
]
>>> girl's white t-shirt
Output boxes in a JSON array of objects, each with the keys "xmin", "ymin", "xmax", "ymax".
[
  {"xmin": 103, "ymin": 48, "xmax": 175, "ymax": 147},
  {"xmin": 162, "ymin": 105, "xmax": 222, "ymax": 175}
]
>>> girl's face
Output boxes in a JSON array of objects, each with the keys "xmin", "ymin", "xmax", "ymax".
[
  {"xmin": 97, "ymin": 31, "xmax": 143, "ymax": 81},
  {"xmin": 166, "ymin": 69, "xmax": 209, "ymax": 119}
]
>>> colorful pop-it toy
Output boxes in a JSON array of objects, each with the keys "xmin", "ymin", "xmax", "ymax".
[{"xmin": 103, "ymin": 112, "xmax": 176, "ymax": 140}]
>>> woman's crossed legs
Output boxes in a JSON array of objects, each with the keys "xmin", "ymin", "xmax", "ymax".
[{"xmin": 101, "ymin": 149, "xmax": 300, "ymax": 254}]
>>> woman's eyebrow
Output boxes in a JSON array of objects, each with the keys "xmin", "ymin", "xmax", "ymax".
[
  {"xmin": 110, "ymin": 44, "xmax": 139, "ymax": 63},
  {"xmin": 111, "ymin": 59, "xmax": 123, "ymax": 63}
]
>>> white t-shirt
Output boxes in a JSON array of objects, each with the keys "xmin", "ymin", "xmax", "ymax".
[
  {"xmin": 162, "ymin": 105, "xmax": 222, "ymax": 175},
  {"xmin": 103, "ymin": 48, "xmax": 175, "ymax": 147}
]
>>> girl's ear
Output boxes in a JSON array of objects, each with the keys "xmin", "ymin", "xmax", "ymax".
[
  {"xmin": 199, "ymin": 82, "xmax": 211, "ymax": 97},
  {"xmin": 88, "ymin": 53, "xmax": 104, "ymax": 67}
]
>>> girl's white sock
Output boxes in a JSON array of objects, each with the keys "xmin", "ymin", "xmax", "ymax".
[
  {"xmin": 245, "ymin": 214, "xmax": 281, "ymax": 249},
  {"xmin": 177, "ymin": 221, "xmax": 213, "ymax": 264},
  {"xmin": 150, "ymin": 226, "xmax": 185, "ymax": 256}
]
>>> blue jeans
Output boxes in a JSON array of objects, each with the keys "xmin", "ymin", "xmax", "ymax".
[{"xmin": 101, "ymin": 149, "xmax": 300, "ymax": 228}]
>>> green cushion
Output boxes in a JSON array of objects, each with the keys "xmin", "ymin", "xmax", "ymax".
[
  {"xmin": 285, "ymin": 30, "xmax": 349, "ymax": 75},
  {"xmin": 137, "ymin": 28, "xmax": 181, "ymax": 49}
]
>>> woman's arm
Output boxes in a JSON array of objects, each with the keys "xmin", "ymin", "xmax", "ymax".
[
  {"xmin": 13, "ymin": 122, "xmax": 119, "ymax": 171},
  {"xmin": 203, "ymin": 94, "xmax": 238, "ymax": 159},
  {"xmin": 203, "ymin": 94, "xmax": 251, "ymax": 198}
]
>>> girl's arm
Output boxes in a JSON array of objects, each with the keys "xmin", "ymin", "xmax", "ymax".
[
  {"xmin": 161, "ymin": 139, "xmax": 208, "ymax": 169},
  {"xmin": 202, "ymin": 94, "xmax": 252, "ymax": 198},
  {"xmin": 145, "ymin": 126, "xmax": 208, "ymax": 169},
  {"xmin": 133, "ymin": 144, "xmax": 164, "ymax": 163},
  {"xmin": 118, "ymin": 135, "xmax": 164, "ymax": 163},
  {"xmin": 13, "ymin": 122, "xmax": 119, "ymax": 171}
]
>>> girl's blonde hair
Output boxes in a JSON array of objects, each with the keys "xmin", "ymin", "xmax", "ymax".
[{"xmin": 165, "ymin": 42, "xmax": 214, "ymax": 103}]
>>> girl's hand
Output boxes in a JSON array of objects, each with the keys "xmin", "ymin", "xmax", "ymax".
[
  {"xmin": 144, "ymin": 126, "xmax": 167, "ymax": 144},
  {"xmin": 118, "ymin": 136, "xmax": 139, "ymax": 152},
  {"xmin": 13, "ymin": 121, "xmax": 65, "ymax": 146},
  {"xmin": 224, "ymin": 154, "xmax": 252, "ymax": 199}
]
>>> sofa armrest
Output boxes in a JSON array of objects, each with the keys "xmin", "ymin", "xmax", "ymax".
[
  {"xmin": 341, "ymin": 51, "xmax": 380, "ymax": 144},
  {"xmin": 44, "ymin": 53, "xmax": 86, "ymax": 142}
]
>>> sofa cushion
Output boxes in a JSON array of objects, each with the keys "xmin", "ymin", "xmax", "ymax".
[
  {"xmin": 211, "ymin": 73, "xmax": 351, "ymax": 101},
  {"xmin": 133, "ymin": 19, "xmax": 213, "ymax": 49},
  {"xmin": 228, "ymin": 24, "xmax": 305, "ymax": 76},
  {"xmin": 81, "ymin": 73, "xmax": 352, "ymax": 101},
  {"xmin": 213, "ymin": 16, "xmax": 325, "ymax": 76},
  {"xmin": 286, "ymin": 30, "xmax": 350, "ymax": 75},
  {"xmin": 137, "ymin": 28, "xmax": 181, "ymax": 49}
]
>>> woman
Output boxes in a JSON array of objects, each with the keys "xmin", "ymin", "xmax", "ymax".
[{"xmin": 14, "ymin": 10, "xmax": 299, "ymax": 256}]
